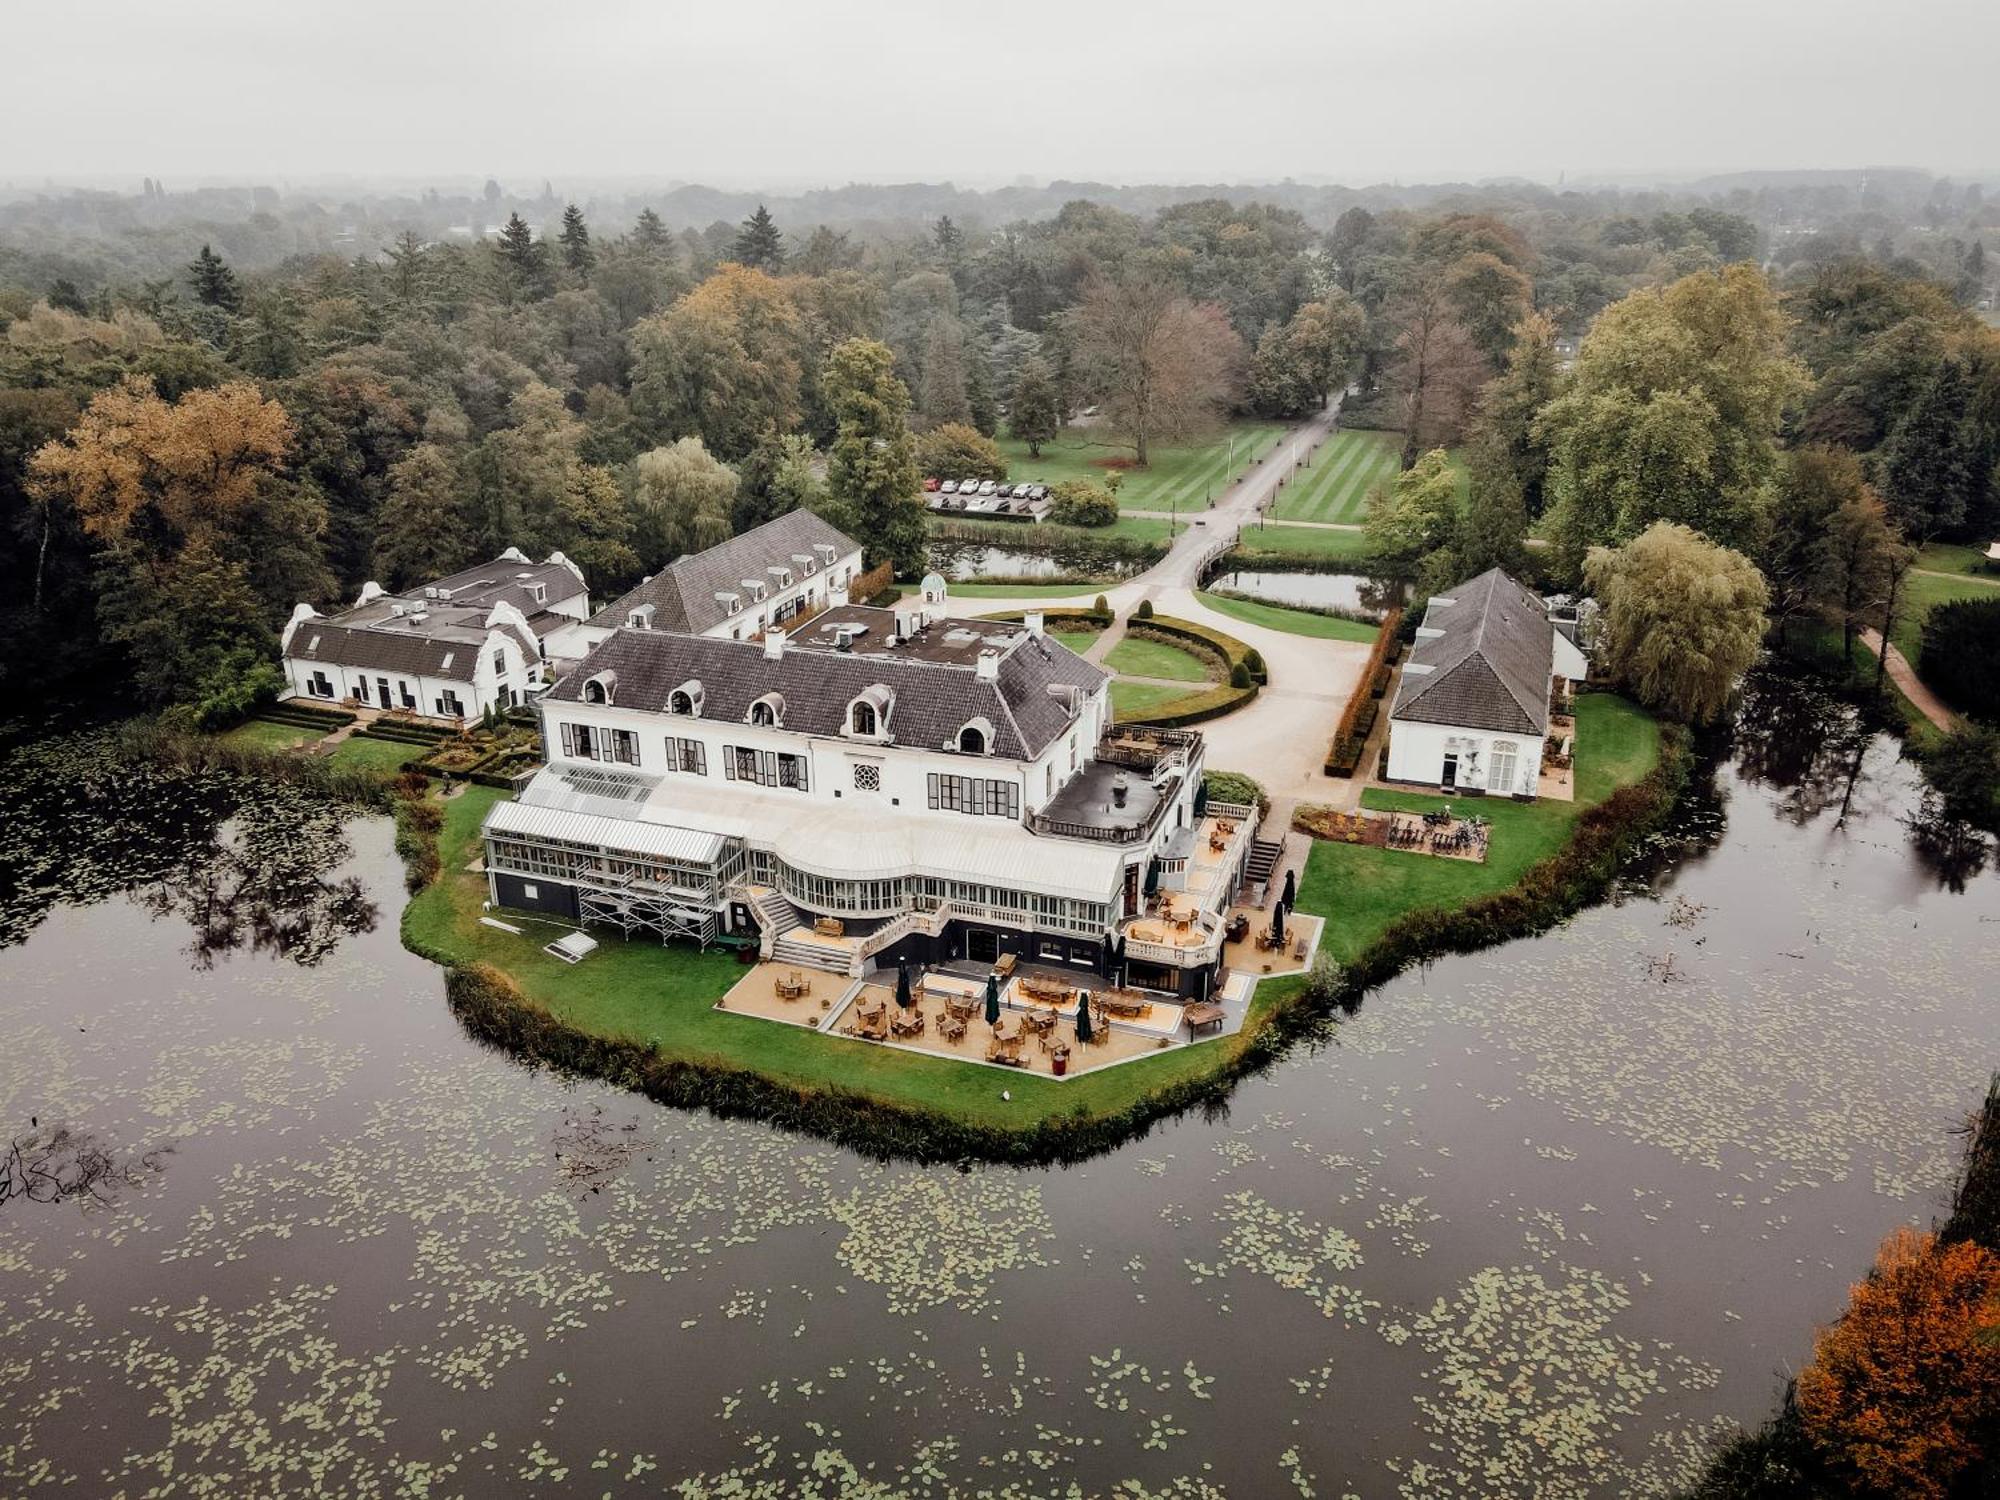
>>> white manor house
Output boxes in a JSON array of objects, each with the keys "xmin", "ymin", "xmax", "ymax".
[{"xmin": 478, "ymin": 538, "xmax": 1258, "ymax": 1000}]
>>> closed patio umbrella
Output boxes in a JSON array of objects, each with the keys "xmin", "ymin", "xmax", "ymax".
[
  {"xmin": 1075, "ymin": 991, "xmax": 1093, "ymax": 1043},
  {"xmin": 1281, "ymin": 868, "xmax": 1296, "ymax": 909},
  {"xmin": 1113, "ymin": 933, "xmax": 1127, "ymax": 986},
  {"xmin": 1098, "ymin": 933, "xmax": 1113, "ymax": 979},
  {"xmin": 984, "ymin": 973, "xmax": 1001, "ymax": 1027},
  {"xmin": 895, "ymin": 960, "xmax": 914, "ymax": 1010},
  {"xmin": 1270, "ymin": 900, "xmax": 1287, "ymax": 945}
]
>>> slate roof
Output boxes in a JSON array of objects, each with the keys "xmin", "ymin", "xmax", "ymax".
[
  {"xmin": 421, "ymin": 557, "xmax": 586, "ymax": 612},
  {"xmin": 545, "ymin": 619, "xmax": 1107, "ymax": 761},
  {"xmin": 589, "ymin": 510, "xmax": 858, "ymax": 634},
  {"xmin": 287, "ymin": 622, "xmax": 482, "ymax": 681},
  {"xmin": 1389, "ymin": 569, "xmax": 1554, "ymax": 737}
]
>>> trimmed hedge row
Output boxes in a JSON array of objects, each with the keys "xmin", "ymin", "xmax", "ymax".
[
  {"xmin": 407, "ymin": 724, "xmax": 1688, "ymax": 1166},
  {"xmin": 982, "ymin": 604, "xmax": 1116, "ymax": 629},
  {"xmin": 1325, "ymin": 607, "xmax": 1404, "ymax": 776},
  {"xmin": 356, "ymin": 722, "xmax": 453, "ymax": 746},
  {"xmin": 261, "ymin": 702, "xmax": 356, "ymax": 729},
  {"xmin": 1141, "ymin": 614, "xmax": 1266, "ymax": 684},
  {"xmin": 1118, "ymin": 680, "xmax": 1258, "ymax": 728}
]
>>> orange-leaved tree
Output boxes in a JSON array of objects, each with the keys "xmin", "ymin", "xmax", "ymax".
[{"xmin": 1795, "ymin": 1225, "xmax": 2000, "ymax": 1499}]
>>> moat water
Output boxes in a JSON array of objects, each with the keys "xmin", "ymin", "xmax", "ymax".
[{"xmin": 1, "ymin": 673, "xmax": 1996, "ymax": 1498}]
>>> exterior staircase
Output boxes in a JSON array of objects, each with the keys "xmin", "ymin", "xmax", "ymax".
[
  {"xmin": 747, "ymin": 887, "xmax": 801, "ymax": 941},
  {"xmin": 770, "ymin": 932, "xmax": 852, "ymax": 976},
  {"xmin": 1245, "ymin": 838, "xmax": 1284, "ymax": 886}
]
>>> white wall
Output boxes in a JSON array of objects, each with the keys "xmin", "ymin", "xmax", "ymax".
[
  {"xmin": 283, "ymin": 627, "xmax": 536, "ymax": 721},
  {"xmin": 697, "ymin": 548, "xmax": 864, "ymax": 641},
  {"xmin": 1386, "ymin": 719, "xmax": 1545, "ymax": 797}
]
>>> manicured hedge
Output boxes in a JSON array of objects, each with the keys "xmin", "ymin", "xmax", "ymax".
[
  {"xmin": 1325, "ymin": 607, "xmax": 1404, "ymax": 776},
  {"xmin": 1118, "ymin": 680, "xmax": 1257, "ymax": 728},
  {"xmin": 982, "ymin": 604, "xmax": 1116, "ymax": 628},
  {"xmin": 262, "ymin": 701, "xmax": 356, "ymax": 728},
  {"xmin": 1141, "ymin": 614, "xmax": 1266, "ymax": 684},
  {"xmin": 355, "ymin": 722, "xmax": 453, "ymax": 746}
]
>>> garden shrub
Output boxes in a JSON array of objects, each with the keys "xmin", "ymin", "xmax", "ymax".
[
  {"xmin": 1135, "ymin": 598, "xmax": 1154, "ymax": 620},
  {"xmin": 1325, "ymin": 608, "xmax": 1403, "ymax": 775},
  {"xmin": 1201, "ymin": 769, "xmax": 1267, "ymax": 813},
  {"xmin": 1919, "ymin": 596, "xmax": 2000, "ymax": 723},
  {"xmin": 1229, "ymin": 662, "xmax": 1251, "ymax": 688},
  {"xmin": 1045, "ymin": 479, "xmax": 1119, "ymax": 528}
]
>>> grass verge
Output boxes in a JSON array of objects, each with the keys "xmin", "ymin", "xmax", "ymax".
[{"xmin": 1196, "ymin": 591, "xmax": 1380, "ymax": 642}]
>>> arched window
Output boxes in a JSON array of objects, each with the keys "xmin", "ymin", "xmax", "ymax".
[
  {"xmin": 669, "ymin": 690, "xmax": 693, "ymax": 715},
  {"xmin": 959, "ymin": 725, "xmax": 986, "ymax": 754},
  {"xmin": 583, "ymin": 674, "xmax": 612, "ymax": 705},
  {"xmin": 1488, "ymin": 740, "xmax": 1520, "ymax": 795},
  {"xmin": 748, "ymin": 692, "xmax": 784, "ymax": 728},
  {"xmin": 852, "ymin": 700, "xmax": 877, "ymax": 736}
]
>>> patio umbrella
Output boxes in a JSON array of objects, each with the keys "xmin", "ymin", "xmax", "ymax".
[
  {"xmin": 1075, "ymin": 991, "xmax": 1093, "ymax": 1043},
  {"xmin": 1193, "ymin": 779, "xmax": 1209, "ymax": 819},
  {"xmin": 895, "ymin": 960, "xmax": 913, "ymax": 1010},
  {"xmin": 1098, "ymin": 933, "xmax": 1113, "ymax": 979},
  {"xmin": 1113, "ymin": 933, "xmax": 1128, "ymax": 986},
  {"xmin": 1142, "ymin": 860, "xmax": 1159, "ymax": 898},
  {"xmin": 984, "ymin": 973, "xmax": 1001, "ymax": 1027},
  {"xmin": 1270, "ymin": 900, "xmax": 1287, "ymax": 945},
  {"xmin": 1281, "ymin": 868, "xmax": 1296, "ymax": 909}
]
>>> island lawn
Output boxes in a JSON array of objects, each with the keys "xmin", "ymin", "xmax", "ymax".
[
  {"xmin": 400, "ymin": 693, "xmax": 1661, "ymax": 1133},
  {"xmin": 402, "ymin": 786, "xmax": 1263, "ymax": 1130},
  {"xmin": 1196, "ymin": 591, "xmax": 1380, "ymax": 642},
  {"xmin": 1104, "ymin": 635, "xmax": 1212, "ymax": 682},
  {"xmin": 1296, "ymin": 693, "xmax": 1662, "ymax": 966}
]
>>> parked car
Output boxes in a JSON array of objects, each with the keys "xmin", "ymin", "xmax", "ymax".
[
  {"xmin": 978, "ymin": 479, "xmax": 998, "ymax": 495},
  {"xmin": 1031, "ymin": 484, "xmax": 1049, "ymax": 500},
  {"xmin": 940, "ymin": 480, "xmax": 958, "ymax": 493},
  {"xmin": 999, "ymin": 483, "xmax": 1017, "ymax": 498},
  {"xmin": 923, "ymin": 476, "xmax": 940, "ymax": 492}
]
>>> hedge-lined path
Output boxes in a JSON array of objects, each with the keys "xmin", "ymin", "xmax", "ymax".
[
  {"xmin": 956, "ymin": 402, "xmax": 1375, "ymax": 829},
  {"xmin": 1859, "ymin": 628, "xmax": 1959, "ymax": 732}
]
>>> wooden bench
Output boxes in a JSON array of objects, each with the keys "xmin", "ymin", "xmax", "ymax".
[{"xmin": 812, "ymin": 916, "xmax": 845, "ymax": 939}]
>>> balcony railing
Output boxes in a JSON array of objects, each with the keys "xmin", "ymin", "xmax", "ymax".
[{"xmin": 1026, "ymin": 773, "xmax": 1182, "ymax": 846}]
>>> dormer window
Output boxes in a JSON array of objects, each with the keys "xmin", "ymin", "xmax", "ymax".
[
  {"xmin": 957, "ymin": 717, "xmax": 993, "ymax": 755},
  {"xmin": 846, "ymin": 684, "xmax": 894, "ymax": 741},
  {"xmin": 851, "ymin": 700, "xmax": 877, "ymax": 737},
  {"xmin": 582, "ymin": 670, "xmax": 616, "ymax": 705},
  {"xmin": 747, "ymin": 692, "xmax": 784, "ymax": 728},
  {"xmin": 668, "ymin": 679, "xmax": 703, "ymax": 717}
]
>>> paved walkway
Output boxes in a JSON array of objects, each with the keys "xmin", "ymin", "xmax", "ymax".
[
  {"xmin": 1859, "ymin": 629, "xmax": 1958, "ymax": 732},
  {"xmin": 959, "ymin": 404, "xmax": 1372, "ymax": 835}
]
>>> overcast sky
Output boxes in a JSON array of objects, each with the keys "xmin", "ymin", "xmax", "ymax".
[{"xmin": 5, "ymin": 0, "xmax": 1995, "ymax": 189}]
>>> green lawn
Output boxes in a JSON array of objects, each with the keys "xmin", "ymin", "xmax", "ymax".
[
  {"xmin": 1916, "ymin": 542, "xmax": 2000, "ymax": 578},
  {"xmin": 1109, "ymin": 679, "xmax": 1200, "ymax": 717},
  {"xmin": 220, "ymin": 717, "xmax": 426, "ymax": 775},
  {"xmin": 939, "ymin": 513, "xmax": 1178, "ymax": 547},
  {"xmin": 996, "ymin": 422, "xmax": 1287, "ymax": 513},
  {"xmin": 402, "ymin": 787, "xmax": 1268, "ymax": 1131},
  {"xmin": 1269, "ymin": 429, "xmax": 1403, "ymax": 524},
  {"xmin": 1105, "ymin": 635, "xmax": 1212, "ymax": 682},
  {"xmin": 1053, "ymin": 630, "xmax": 1102, "ymax": 655},
  {"xmin": 1195, "ymin": 592, "xmax": 1380, "ymax": 643},
  {"xmin": 938, "ymin": 580, "xmax": 1105, "ymax": 598},
  {"xmin": 1227, "ymin": 523, "xmax": 1380, "ymax": 563},
  {"xmin": 1296, "ymin": 694, "xmax": 1661, "ymax": 966},
  {"xmin": 1895, "ymin": 570, "xmax": 2000, "ymax": 662}
]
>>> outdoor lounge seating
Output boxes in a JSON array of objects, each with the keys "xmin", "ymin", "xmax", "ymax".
[
  {"xmin": 938, "ymin": 1012, "xmax": 968, "ymax": 1042},
  {"xmin": 812, "ymin": 916, "xmax": 845, "ymax": 939},
  {"xmin": 985, "ymin": 1034, "xmax": 1026, "ymax": 1066},
  {"xmin": 1020, "ymin": 1009, "xmax": 1057, "ymax": 1038},
  {"xmin": 994, "ymin": 953, "xmax": 1017, "ymax": 978},
  {"xmin": 1184, "ymin": 1001, "xmax": 1226, "ymax": 1036},
  {"xmin": 1226, "ymin": 913, "xmax": 1250, "ymax": 944},
  {"xmin": 845, "ymin": 995, "xmax": 888, "ymax": 1041},
  {"xmin": 942, "ymin": 991, "xmax": 979, "ymax": 1021},
  {"xmin": 775, "ymin": 969, "xmax": 811, "ymax": 1002}
]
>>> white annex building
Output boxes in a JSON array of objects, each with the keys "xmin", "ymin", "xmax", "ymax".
[
  {"xmin": 1384, "ymin": 568, "xmax": 1589, "ymax": 798},
  {"xmin": 479, "ymin": 525, "xmax": 1258, "ymax": 998},
  {"xmin": 279, "ymin": 550, "xmax": 592, "ymax": 722}
]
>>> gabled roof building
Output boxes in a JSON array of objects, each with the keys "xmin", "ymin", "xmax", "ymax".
[{"xmin": 1385, "ymin": 568, "xmax": 1589, "ymax": 798}]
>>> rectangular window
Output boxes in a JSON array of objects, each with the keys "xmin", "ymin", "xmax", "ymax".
[
  {"xmin": 665, "ymin": 737, "xmax": 706, "ymax": 775},
  {"xmin": 399, "ymin": 682, "xmax": 416, "ymax": 709},
  {"xmin": 926, "ymin": 773, "xmax": 1019, "ymax": 818},
  {"xmin": 438, "ymin": 691, "xmax": 465, "ymax": 718},
  {"xmin": 309, "ymin": 671, "xmax": 333, "ymax": 698},
  {"xmin": 777, "ymin": 753, "xmax": 806, "ymax": 790},
  {"xmin": 613, "ymin": 729, "xmax": 639, "ymax": 765},
  {"xmin": 492, "ymin": 649, "xmax": 505, "ymax": 677}
]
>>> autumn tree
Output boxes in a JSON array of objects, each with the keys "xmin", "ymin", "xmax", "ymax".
[
  {"xmin": 373, "ymin": 443, "xmax": 474, "ymax": 589},
  {"xmin": 628, "ymin": 264, "xmax": 805, "ymax": 459},
  {"xmin": 1585, "ymin": 521, "xmax": 1770, "ymax": 724},
  {"xmin": 1073, "ymin": 268, "xmax": 1243, "ymax": 466},
  {"xmin": 1008, "ymin": 355, "xmax": 1061, "ymax": 456},
  {"xmin": 823, "ymin": 338, "xmax": 925, "ymax": 574},
  {"xmin": 915, "ymin": 422, "xmax": 1006, "ymax": 482},
  {"xmin": 916, "ymin": 313, "xmax": 972, "ymax": 430},
  {"xmin": 1796, "ymin": 1226, "xmax": 2000, "ymax": 1500},
  {"xmin": 630, "ymin": 436, "xmax": 735, "ymax": 570},
  {"xmin": 1364, "ymin": 448, "xmax": 1464, "ymax": 587},
  {"xmin": 1246, "ymin": 293, "xmax": 1368, "ymax": 419},
  {"xmin": 732, "ymin": 205, "xmax": 785, "ymax": 272},
  {"xmin": 1538, "ymin": 265, "xmax": 1810, "ymax": 578},
  {"xmin": 1381, "ymin": 266, "xmax": 1488, "ymax": 468}
]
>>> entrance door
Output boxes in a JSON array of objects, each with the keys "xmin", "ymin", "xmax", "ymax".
[
  {"xmin": 376, "ymin": 676, "xmax": 392, "ymax": 709},
  {"xmin": 967, "ymin": 929, "xmax": 998, "ymax": 965},
  {"xmin": 1440, "ymin": 753, "xmax": 1459, "ymax": 789},
  {"xmin": 1122, "ymin": 863, "xmax": 1141, "ymax": 918}
]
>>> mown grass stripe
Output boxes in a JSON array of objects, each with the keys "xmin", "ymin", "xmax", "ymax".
[{"xmin": 1278, "ymin": 431, "xmax": 1378, "ymax": 522}]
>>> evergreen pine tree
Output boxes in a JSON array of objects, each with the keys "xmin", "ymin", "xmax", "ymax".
[
  {"xmin": 384, "ymin": 229, "xmax": 432, "ymax": 312},
  {"xmin": 187, "ymin": 244, "xmax": 242, "ymax": 312},
  {"xmin": 732, "ymin": 205, "xmax": 784, "ymax": 271},
  {"xmin": 558, "ymin": 203, "xmax": 594, "ymax": 274},
  {"xmin": 1879, "ymin": 357, "xmax": 1976, "ymax": 540},
  {"xmin": 1008, "ymin": 356, "xmax": 1061, "ymax": 457},
  {"xmin": 495, "ymin": 213, "xmax": 550, "ymax": 301},
  {"xmin": 966, "ymin": 346, "xmax": 998, "ymax": 437},
  {"xmin": 633, "ymin": 208, "xmax": 669, "ymax": 254}
]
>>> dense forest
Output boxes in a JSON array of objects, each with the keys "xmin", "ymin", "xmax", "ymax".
[{"xmin": 1, "ymin": 171, "xmax": 1995, "ymax": 739}]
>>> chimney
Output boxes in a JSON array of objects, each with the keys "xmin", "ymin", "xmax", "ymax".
[
  {"xmin": 1112, "ymin": 773, "xmax": 1129, "ymax": 809},
  {"xmin": 764, "ymin": 629, "xmax": 786, "ymax": 661},
  {"xmin": 975, "ymin": 650, "xmax": 1000, "ymax": 682},
  {"xmin": 1025, "ymin": 611, "xmax": 1044, "ymax": 637}
]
